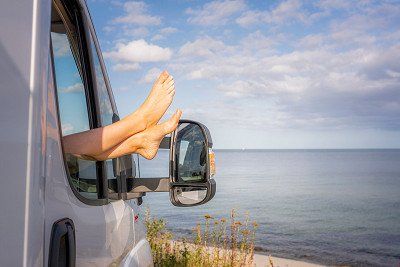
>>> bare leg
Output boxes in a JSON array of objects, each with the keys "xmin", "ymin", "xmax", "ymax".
[
  {"xmin": 63, "ymin": 71, "xmax": 175, "ymax": 156},
  {"xmin": 89, "ymin": 109, "xmax": 182, "ymax": 161}
]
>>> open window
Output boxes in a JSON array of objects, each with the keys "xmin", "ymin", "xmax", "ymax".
[{"xmin": 50, "ymin": 0, "xmax": 129, "ymax": 204}]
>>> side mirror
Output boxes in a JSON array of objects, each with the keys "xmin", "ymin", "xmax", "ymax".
[
  {"xmin": 169, "ymin": 120, "xmax": 216, "ymax": 206},
  {"xmin": 124, "ymin": 120, "xmax": 216, "ymax": 207}
]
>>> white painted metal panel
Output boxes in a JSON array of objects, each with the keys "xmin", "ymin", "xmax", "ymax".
[{"xmin": 0, "ymin": 0, "xmax": 50, "ymax": 266}]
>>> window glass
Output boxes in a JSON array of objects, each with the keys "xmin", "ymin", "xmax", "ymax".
[
  {"xmin": 51, "ymin": 10, "xmax": 100, "ymax": 200},
  {"xmin": 88, "ymin": 31, "xmax": 119, "ymax": 197},
  {"xmin": 89, "ymin": 32, "xmax": 114, "ymax": 126},
  {"xmin": 175, "ymin": 123, "xmax": 207, "ymax": 182}
]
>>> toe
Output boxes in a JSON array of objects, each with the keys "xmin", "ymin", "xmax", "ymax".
[
  {"xmin": 168, "ymin": 90, "xmax": 175, "ymax": 97},
  {"xmin": 156, "ymin": 70, "xmax": 169, "ymax": 83},
  {"xmin": 164, "ymin": 75, "xmax": 173, "ymax": 84},
  {"xmin": 163, "ymin": 110, "xmax": 181, "ymax": 134},
  {"xmin": 165, "ymin": 79, "xmax": 175, "ymax": 90}
]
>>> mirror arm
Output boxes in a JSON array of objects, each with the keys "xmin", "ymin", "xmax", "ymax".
[{"xmin": 128, "ymin": 178, "xmax": 170, "ymax": 193}]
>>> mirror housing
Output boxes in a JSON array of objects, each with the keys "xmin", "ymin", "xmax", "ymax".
[
  {"xmin": 169, "ymin": 120, "xmax": 216, "ymax": 206},
  {"xmin": 125, "ymin": 120, "xmax": 216, "ymax": 207}
]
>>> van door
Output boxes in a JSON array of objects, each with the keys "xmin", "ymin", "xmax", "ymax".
[{"xmin": 45, "ymin": 0, "xmax": 149, "ymax": 266}]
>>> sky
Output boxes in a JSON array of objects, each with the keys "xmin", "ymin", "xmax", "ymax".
[{"xmin": 86, "ymin": 0, "xmax": 400, "ymax": 149}]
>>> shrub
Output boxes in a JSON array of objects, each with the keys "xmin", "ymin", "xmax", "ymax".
[{"xmin": 145, "ymin": 209, "xmax": 258, "ymax": 267}]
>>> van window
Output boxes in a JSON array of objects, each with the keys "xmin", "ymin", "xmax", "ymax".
[
  {"xmin": 88, "ymin": 31, "xmax": 119, "ymax": 197},
  {"xmin": 51, "ymin": 4, "xmax": 101, "ymax": 201},
  {"xmin": 89, "ymin": 33, "xmax": 114, "ymax": 126}
]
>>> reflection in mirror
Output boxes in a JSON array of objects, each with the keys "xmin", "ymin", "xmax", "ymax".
[
  {"xmin": 176, "ymin": 123, "xmax": 207, "ymax": 183},
  {"xmin": 174, "ymin": 187, "xmax": 208, "ymax": 205}
]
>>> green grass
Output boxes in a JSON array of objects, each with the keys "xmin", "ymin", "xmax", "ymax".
[{"xmin": 145, "ymin": 209, "xmax": 258, "ymax": 267}]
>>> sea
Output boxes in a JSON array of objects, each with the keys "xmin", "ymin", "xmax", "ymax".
[{"xmin": 138, "ymin": 149, "xmax": 400, "ymax": 266}]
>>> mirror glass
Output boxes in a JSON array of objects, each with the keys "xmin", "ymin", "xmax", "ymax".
[
  {"xmin": 174, "ymin": 187, "xmax": 208, "ymax": 205},
  {"xmin": 175, "ymin": 123, "xmax": 208, "ymax": 182}
]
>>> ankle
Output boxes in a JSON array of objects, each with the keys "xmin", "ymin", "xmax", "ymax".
[
  {"xmin": 125, "ymin": 110, "xmax": 147, "ymax": 134},
  {"xmin": 131, "ymin": 131, "xmax": 147, "ymax": 151}
]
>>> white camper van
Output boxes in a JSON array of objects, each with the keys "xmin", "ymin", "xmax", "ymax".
[{"xmin": 0, "ymin": 0, "xmax": 216, "ymax": 266}]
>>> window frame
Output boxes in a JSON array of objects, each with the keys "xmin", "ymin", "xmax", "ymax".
[
  {"xmin": 51, "ymin": 0, "xmax": 119, "ymax": 205},
  {"xmin": 84, "ymin": 10, "xmax": 137, "ymax": 200},
  {"xmin": 84, "ymin": 7, "xmax": 134, "ymax": 201}
]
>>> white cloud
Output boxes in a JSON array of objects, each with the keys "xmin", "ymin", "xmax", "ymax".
[
  {"xmin": 51, "ymin": 33, "xmax": 70, "ymax": 57},
  {"xmin": 160, "ymin": 27, "xmax": 178, "ymax": 35},
  {"xmin": 141, "ymin": 67, "xmax": 162, "ymax": 84},
  {"xmin": 102, "ymin": 25, "xmax": 115, "ymax": 34},
  {"xmin": 169, "ymin": 20, "xmax": 400, "ymax": 130},
  {"xmin": 123, "ymin": 26, "xmax": 149, "ymax": 37},
  {"xmin": 240, "ymin": 31, "xmax": 275, "ymax": 52},
  {"xmin": 104, "ymin": 39, "xmax": 172, "ymax": 63},
  {"xmin": 316, "ymin": 0, "xmax": 351, "ymax": 10},
  {"xmin": 102, "ymin": 0, "xmax": 400, "ymax": 133},
  {"xmin": 113, "ymin": 1, "xmax": 161, "ymax": 25},
  {"xmin": 152, "ymin": 27, "xmax": 178, "ymax": 41},
  {"xmin": 113, "ymin": 63, "xmax": 141, "ymax": 72},
  {"xmin": 60, "ymin": 83, "xmax": 84, "ymax": 93},
  {"xmin": 296, "ymin": 34, "xmax": 325, "ymax": 49},
  {"xmin": 235, "ymin": 10, "xmax": 263, "ymax": 27},
  {"xmin": 236, "ymin": 0, "xmax": 310, "ymax": 27},
  {"xmin": 151, "ymin": 34, "xmax": 164, "ymax": 41},
  {"xmin": 266, "ymin": 0, "xmax": 306, "ymax": 24},
  {"xmin": 175, "ymin": 37, "xmax": 399, "ymax": 96},
  {"xmin": 186, "ymin": 0, "xmax": 246, "ymax": 26},
  {"xmin": 217, "ymin": 80, "xmax": 267, "ymax": 98},
  {"xmin": 116, "ymin": 86, "xmax": 130, "ymax": 92},
  {"xmin": 179, "ymin": 36, "xmax": 232, "ymax": 58}
]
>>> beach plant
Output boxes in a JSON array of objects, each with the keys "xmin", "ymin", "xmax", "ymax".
[{"xmin": 145, "ymin": 208, "xmax": 258, "ymax": 267}]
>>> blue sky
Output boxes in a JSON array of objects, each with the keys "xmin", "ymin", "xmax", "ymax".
[{"xmin": 86, "ymin": 0, "xmax": 400, "ymax": 149}]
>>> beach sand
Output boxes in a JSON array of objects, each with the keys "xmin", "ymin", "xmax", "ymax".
[{"xmin": 253, "ymin": 253, "xmax": 325, "ymax": 267}]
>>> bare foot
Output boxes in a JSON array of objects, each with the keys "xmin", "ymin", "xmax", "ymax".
[
  {"xmin": 137, "ymin": 109, "xmax": 182, "ymax": 160},
  {"xmin": 138, "ymin": 70, "xmax": 175, "ymax": 129}
]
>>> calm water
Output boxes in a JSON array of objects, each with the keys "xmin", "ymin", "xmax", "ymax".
[{"xmin": 139, "ymin": 149, "xmax": 400, "ymax": 266}]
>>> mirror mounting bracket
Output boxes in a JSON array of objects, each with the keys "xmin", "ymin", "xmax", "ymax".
[{"xmin": 128, "ymin": 178, "xmax": 170, "ymax": 193}]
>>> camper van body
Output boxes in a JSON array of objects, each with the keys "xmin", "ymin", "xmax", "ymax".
[
  {"xmin": 0, "ymin": 0, "xmax": 153, "ymax": 266},
  {"xmin": 0, "ymin": 0, "xmax": 215, "ymax": 266}
]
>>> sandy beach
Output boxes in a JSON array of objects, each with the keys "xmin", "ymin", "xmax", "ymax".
[{"xmin": 253, "ymin": 253, "xmax": 325, "ymax": 267}]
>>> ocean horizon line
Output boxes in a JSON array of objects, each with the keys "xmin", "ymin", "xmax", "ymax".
[{"xmin": 213, "ymin": 148, "xmax": 400, "ymax": 151}]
